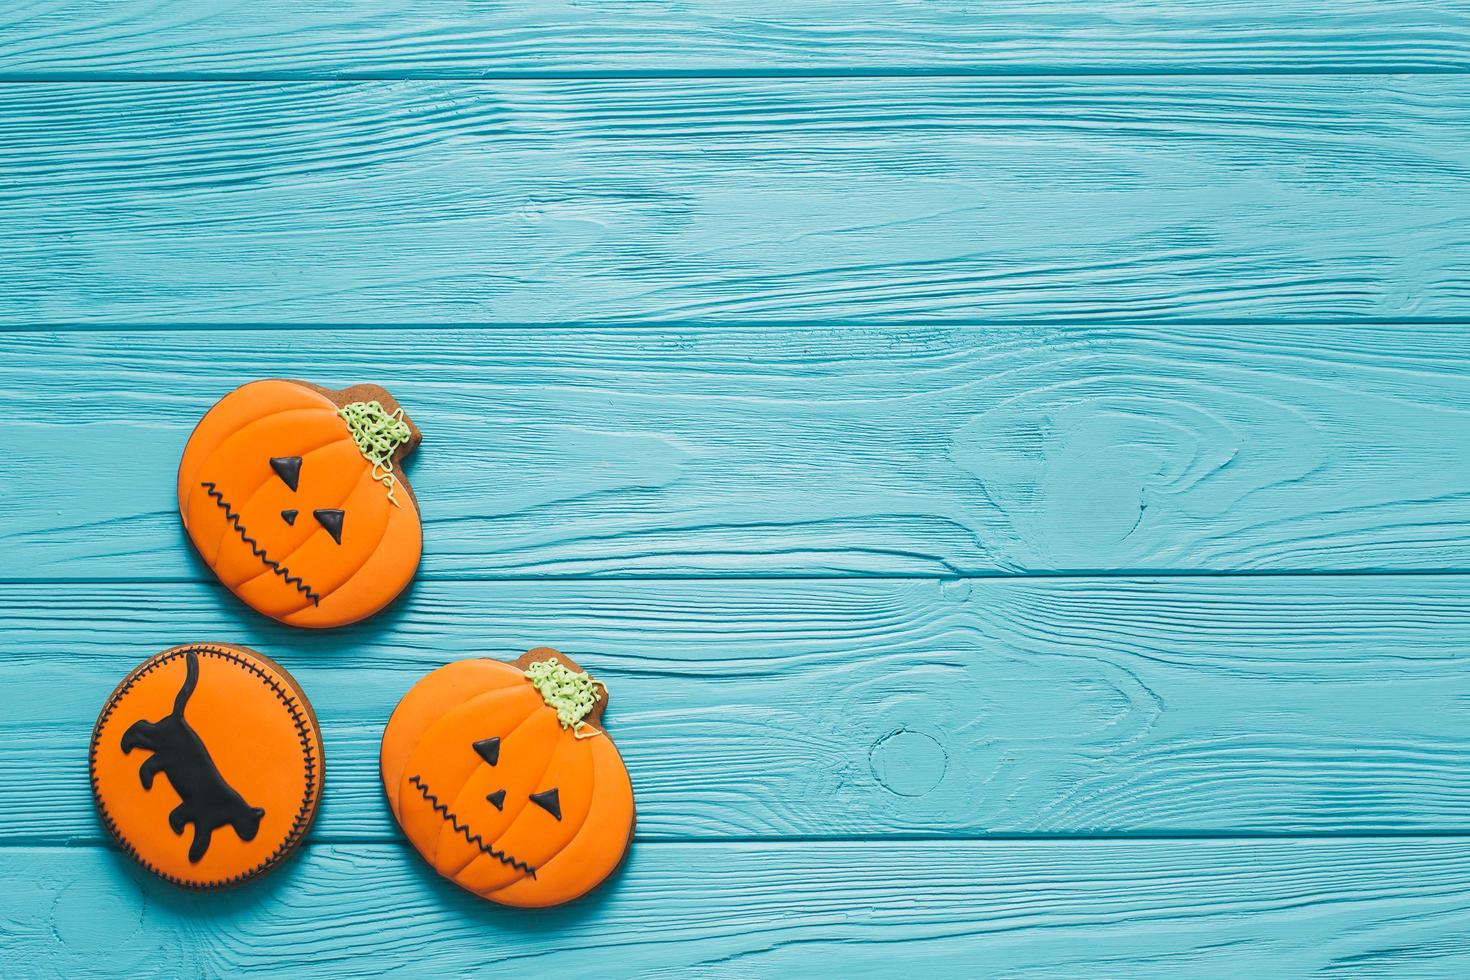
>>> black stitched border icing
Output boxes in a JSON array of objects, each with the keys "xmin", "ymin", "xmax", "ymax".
[
  {"xmin": 407, "ymin": 774, "xmax": 537, "ymax": 878},
  {"xmin": 200, "ymin": 481, "xmax": 321, "ymax": 605},
  {"xmin": 89, "ymin": 644, "xmax": 321, "ymax": 890}
]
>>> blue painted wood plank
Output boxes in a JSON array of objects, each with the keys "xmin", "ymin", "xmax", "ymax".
[
  {"xmin": 3, "ymin": 324, "xmax": 1468, "ymax": 578},
  {"xmin": 4, "ymin": 78, "xmax": 1470, "ymax": 325},
  {"xmin": 7, "ymin": 9, "xmax": 1469, "ymax": 973},
  {"xmin": 9, "ymin": 575, "xmax": 1470, "ymax": 842},
  {"xmin": 3, "ymin": 1, "xmax": 1468, "ymax": 77},
  {"xmin": 10, "ymin": 839, "xmax": 1470, "ymax": 976}
]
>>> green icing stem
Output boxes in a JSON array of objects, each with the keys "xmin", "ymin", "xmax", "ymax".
[
  {"xmin": 526, "ymin": 659, "xmax": 605, "ymax": 737},
  {"xmin": 336, "ymin": 400, "xmax": 413, "ymax": 506}
]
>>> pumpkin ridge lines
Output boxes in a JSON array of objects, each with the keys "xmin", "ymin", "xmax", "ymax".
[
  {"xmin": 407, "ymin": 774, "xmax": 537, "ymax": 879},
  {"xmin": 201, "ymin": 481, "xmax": 321, "ymax": 605},
  {"xmin": 189, "ymin": 406, "xmax": 349, "ymax": 565},
  {"xmin": 516, "ymin": 731, "xmax": 596, "ymax": 884},
  {"xmin": 176, "ymin": 381, "xmax": 323, "ymax": 516},
  {"xmin": 221, "ymin": 431, "xmax": 362, "ymax": 533},
  {"xmin": 257, "ymin": 464, "xmax": 394, "ymax": 609},
  {"xmin": 446, "ymin": 692, "xmax": 555, "ymax": 855},
  {"xmin": 89, "ymin": 644, "xmax": 320, "ymax": 890},
  {"xmin": 434, "ymin": 696, "xmax": 561, "ymax": 880}
]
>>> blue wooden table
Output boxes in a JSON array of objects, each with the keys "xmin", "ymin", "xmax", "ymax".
[{"xmin": 4, "ymin": 3, "xmax": 1470, "ymax": 975}]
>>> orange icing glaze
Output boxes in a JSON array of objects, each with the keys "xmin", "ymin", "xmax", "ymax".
[
  {"xmin": 178, "ymin": 379, "xmax": 422, "ymax": 629},
  {"xmin": 380, "ymin": 650, "xmax": 635, "ymax": 907},
  {"xmin": 90, "ymin": 643, "xmax": 323, "ymax": 888}
]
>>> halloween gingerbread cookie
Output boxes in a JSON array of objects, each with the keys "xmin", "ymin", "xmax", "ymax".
[
  {"xmin": 91, "ymin": 643, "xmax": 323, "ymax": 888},
  {"xmin": 178, "ymin": 379, "xmax": 423, "ymax": 629},
  {"xmin": 381, "ymin": 649, "xmax": 635, "ymax": 907}
]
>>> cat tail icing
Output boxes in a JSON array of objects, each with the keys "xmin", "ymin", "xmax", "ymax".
[{"xmin": 175, "ymin": 649, "xmax": 200, "ymax": 717}]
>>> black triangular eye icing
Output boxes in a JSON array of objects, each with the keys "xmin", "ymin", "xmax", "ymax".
[
  {"xmin": 280, "ymin": 509, "xmax": 298, "ymax": 526},
  {"xmin": 314, "ymin": 509, "xmax": 345, "ymax": 545},
  {"xmin": 529, "ymin": 788, "xmax": 562, "ymax": 821},
  {"xmin": 269, "ymin": 456, "xmax": 302, "ymax": 492},
  {"xmin": 486, "ymin": 789, "xmax": 506, "ymax": 811},
  {"xmin": 473, "ymin": 737, "xmax": 500, "ymax": 766}
]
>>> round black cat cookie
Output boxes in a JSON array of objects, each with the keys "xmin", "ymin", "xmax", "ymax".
[{"xmin": 90, "ymin": 643, "xmax": 323, "ymax": 888}]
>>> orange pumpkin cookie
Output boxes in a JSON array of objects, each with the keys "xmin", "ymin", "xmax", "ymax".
[
  {"xmin": 91, "ymin": 643, "xmax": 323, "ymax": 888},
  {"xmin": 382, "ymin": 649, "xmax": 635, "ymax": 907},
  {"xmin": 178, "ymin": 379, "xmax": 423, "ymax": 629}
]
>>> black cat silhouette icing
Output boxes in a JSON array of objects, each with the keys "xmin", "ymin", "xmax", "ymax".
[{"xmin": 119, "ymin": 650, "xmax": 265, "ymax": 862}]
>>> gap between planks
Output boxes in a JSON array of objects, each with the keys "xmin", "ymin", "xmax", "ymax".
[
  {"xmin": 14, "ymin": 567, "xmax": 1470, "ymax": 585},
  {"xmin": 5, "ymin": 66, "xmax": 1470, "ymax": 83},
  {"xmin": 6, "ymin": 316, "xmax": 1470, "ymax": 334},
  {"xmin": 21, "ymin": 831, "xmax": 1470, "ymax": 850}
]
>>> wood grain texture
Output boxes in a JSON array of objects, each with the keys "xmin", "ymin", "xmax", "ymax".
[
  {"xmin": 5, "ymin": 78, "xmax": 1470, "ymax": 325},
  {"xmin": 10, "ymin": 839, "xmax": 1470, "ymax": 977},
  {"xmin": 4, "ymin": 1, "xmax": 1470, "ymax": 77},
  {"xmin": 4, "ymin": 324, "xmax": 1469, "ymax": 578},
  {"xmin": 12, "ymin": 575, "xmax": 1470, "ymax": 843}
]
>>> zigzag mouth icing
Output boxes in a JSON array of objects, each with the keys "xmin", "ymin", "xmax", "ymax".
[
  {"xmin": 408, "ymin": 774, "xmax": 537, "ymax": 878},
  {"xmin": 201, "ymin": 481, "xmax": 321, "ymax": 606}
]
